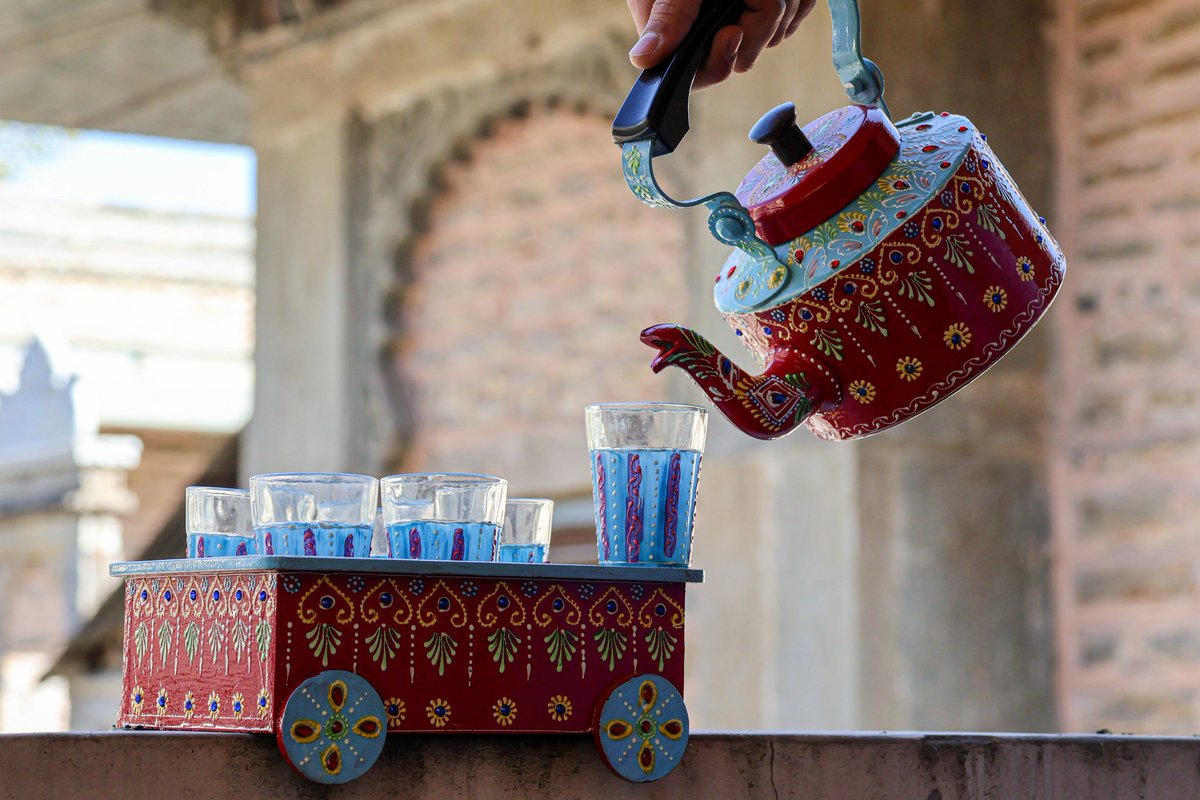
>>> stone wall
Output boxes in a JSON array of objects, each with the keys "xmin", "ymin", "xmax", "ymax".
[{"xmin": 1052, "ymin": 0, "xmax": 1200, "ymax": 734}]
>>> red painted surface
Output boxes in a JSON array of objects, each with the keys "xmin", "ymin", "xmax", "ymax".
[
  {"xmin": 118, "ymin": 568, "xmax": 687, "ymax": 737},
  {"xmin": 736, "ymin": 105, "xmax": 901, "ymax": 246}
]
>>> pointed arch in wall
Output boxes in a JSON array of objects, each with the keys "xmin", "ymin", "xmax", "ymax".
[{"xmin": 345, "ymin": 36, "xmax": 690, "ymax": 481}]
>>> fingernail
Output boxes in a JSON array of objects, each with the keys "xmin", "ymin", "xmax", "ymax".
[{"xmin": 629, "ymin": 30, "xmax": 661, "ymax": 58}]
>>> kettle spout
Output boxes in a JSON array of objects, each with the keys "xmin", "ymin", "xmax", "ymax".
[{"xmin": 640, "ymin": 324, "xmax": 837, "ymax": 441}]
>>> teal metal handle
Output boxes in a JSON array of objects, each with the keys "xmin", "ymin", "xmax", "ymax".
[{"xmin": 828, "ymin": 0, "xmax": 890, "ymax": 118}]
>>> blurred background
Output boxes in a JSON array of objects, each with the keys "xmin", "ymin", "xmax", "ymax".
[{"xmin": 0, "ymin": 0, "xmax": 1195, "ymax": 738}]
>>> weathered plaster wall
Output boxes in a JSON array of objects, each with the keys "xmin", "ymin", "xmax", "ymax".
[{"xmin": 855, "ymin": 0, "xmax": 1059, "ymax": 732}]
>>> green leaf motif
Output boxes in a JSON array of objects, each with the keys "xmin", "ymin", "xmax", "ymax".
[
  {"xmin": 944, "ymin": 233, "xmax": 974, "ymax": 272},
  {"xmin": 856, "ymin": 189, "xmax": 889, "ymax": 215},
  {"xmin": 594, "ymin": 627, "xmax": 628, "ymax": 671},
  {"xmin": 544, "ymin": 628, "xmax": 579, "ymax": 673},
  {"xmin": 488, "ymin": 627, "xmax": 521, "ymax": 673},
  {"xmin": 158, "ymin": 621, "xmax": 173, "ymax": 667},
  {"xmin": 366, "ymin": 625, "xmax": 402, "ymax": 671},
  {"xmin": 810, "ymin": 222, "xmax": 835, "ymax": 250},
  {"xmin": 255, "ymin": 620, "xmax": 271, "ymax": 663},
  {"xmin": 631, "ymin": 184, "xmax": 655, "ymax": 205},
  {"xmin": 897, "ymin": 271, "xmax": 936, "ymax": 307},
  {"xmin": 306, "ymin": 622, "xmax": 342, "ymax": 668},
  {"xmin": 134, "ymin": 622, "xmax": 149, "ymax": 667},
  {"xmin": 977, "ymin": 203, "xmax": 1005, "ymax": 239},
  {"xmin": 207, "ymin": 620, "xmax": 226, "ymax": 661},
  {"xmin": 855, "ymin": 300, "xmax": 889, "ymax": 336},
  {"xmin": 810, "ymin": 329, "xmax": 844, "ymax": 361},
  {"xmin": 625, "ymin": 146, "xmax": 642, "ymax": 174},
  {"xmin": 184, "ymin": 621, "xmax": 200, "ymax": 665},
  {"xmin": 783, "ymin": 371, "xmax": 810, "ymax": 390},
  {"xmin": 424, "ymin": 632, "xmax": 458, "ymax": 676},
  {"xmin": 231, "ymin": 620, "xmax": 249, "ymax": 663},
  {"xmin": 645, "ymin": 627, "xmax": 679, "ymax": 671}
]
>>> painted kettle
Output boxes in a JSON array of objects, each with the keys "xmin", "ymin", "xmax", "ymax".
[{"xmin": 612, "ymin": 0, "xmax": 1066, "ymax": 441}]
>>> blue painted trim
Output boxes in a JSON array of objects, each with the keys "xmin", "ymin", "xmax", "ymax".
[{"xmin": 110, "ymin": 556, "xmax": 704, "ymax": 584}]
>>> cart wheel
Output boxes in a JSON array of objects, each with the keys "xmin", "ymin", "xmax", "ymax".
[
  {"xmin": 594, "ymin": 674, "xmax": 689, "ymax": 783},
  {"xmin": 278, "ymin": 670, "xmax": 386, "ymax": 784}
]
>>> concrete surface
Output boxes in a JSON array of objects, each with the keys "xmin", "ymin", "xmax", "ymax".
[{"xmin": 2, "ymin": 730, "xmax": 1198, "ymax": 798}]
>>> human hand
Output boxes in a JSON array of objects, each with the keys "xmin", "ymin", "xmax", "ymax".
[{"xmin": 626, "ymin": 0, "xmax": 816, "ymax": 89}]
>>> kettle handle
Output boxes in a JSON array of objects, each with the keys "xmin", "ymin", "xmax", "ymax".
[
  {"xmin": 829, "ymin": 0, "xmax": 890, "ymax": 117},
  {"xmin": 612, "ymin": 0, "xmax": 746, "ymax": 157},
  {"xmin": 611, "ymin": 0, "xmax": 889, "ymax": 155}
]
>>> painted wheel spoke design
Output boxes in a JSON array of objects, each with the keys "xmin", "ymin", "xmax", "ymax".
[
  {"xmin": 596, "ymin": 675, "xmax": 689, "ymax": 783},
  {"xmin": 279, "ymin": 670, "xmax": 386, "ymax": 785}
]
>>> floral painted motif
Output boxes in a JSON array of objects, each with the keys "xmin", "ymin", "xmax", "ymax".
[
  {"xmin": 279, "ymin": 670, "xmax": 386, "ymax": 784},
  {"xmin": 385, "ymin": 697, "xmax": 406, "ymax": 725},
  {"xmin": 257, "ymin": 688, "xmax": 271, "ymax": 717},
  {"xmin": 848, "ymin": 380, "xmax": 876, "ymax": 404},
  {"xmin": 596, "ymin": 675, "xmax": 688, "ymax": 783},
  {"xmin": 492, "ymin": 697, "xmax": 517, "ymax": 727},
  {"xmin": 156, "ymin": 688, "xmax": 168, "ymax": 716},
  {"xmin": 943, "ymin": 324, "xmax": 971, "ymax": 350},
  {"xmin": 897, "ymin": 357, "xmax": 923, "ymax": 382},
  {"xmin": 426, "ymin": 699, "xmax": 451, "ymax": 728},
  {"xmin": 130, "ymin": 685, "xmax": 145, "ymax": 717},
  {"xmin": 548, "ymin": 695, "xmax": 573, "ymax": 722},
  {"xmin": 231, "ymin": 692, "xmax": 245, "ymax": 719},
  {"xmin": 208, "ymin": 691, "xmax": 220, "ymax": 720},
  {"xmin": 1016, "ymin": 256, "xmax": 1035, "ymax": 282},
  {"xmin": 984, "ymin": 285, "xmax": 1008, "ymax": 312},
  {"xmin": 183, "ymin": 691, "xmax": 196, "ymax": 720}
]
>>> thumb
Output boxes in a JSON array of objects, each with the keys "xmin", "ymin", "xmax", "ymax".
[{"xmin": 628, "ymin": 0, "xmax": 702, "ymax": 68}]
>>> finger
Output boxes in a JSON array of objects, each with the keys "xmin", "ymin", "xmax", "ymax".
[
  {"xmin": 733, "ymin": 0, "xmax": 786, "ymax": 73},
  {"xmin": 626, "ymin": 0, "xmax": 653, "ymax": 34},
  {"xmin": 694, "ymin": 26, "xmax": 743, "ymax": 90},
  {"xmin": 782, "ymin": 0, "xmax": 817, "ymax": 38},
  {"xmin": 628, "ymin": 0, "xmax": 703, "ymax": 70},
  {"xmin": 769, "ymin": 0, "xmax": 805, "ymax": 47}
]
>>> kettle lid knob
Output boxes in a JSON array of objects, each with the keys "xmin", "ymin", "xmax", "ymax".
[{"xmin": 749, "ymin": 102, "xmax": 814, "ymax": 166}]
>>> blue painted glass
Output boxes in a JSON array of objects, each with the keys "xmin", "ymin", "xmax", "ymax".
[
  {"xmin": 384, "ymin": 521, "xmax": 500, "ymax": 562},
  {"xmin": 497, "ymin": 543, "xmax": 550, "ymax": 563},
  {"xmin": 590, "ymin": 448, "xmax": 701, "ymax": 567},
  {"xmin": 253, "ymin": 521, "xmax": 373, "ymax": 557},
  {"xmin": 186, "ymin": 532, "xmax": 255, "ymax": 558}
]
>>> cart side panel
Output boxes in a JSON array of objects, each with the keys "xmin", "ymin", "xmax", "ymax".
[
  {"xmin": 273, "ymin": 572, "xmax": 686, "ymax": 734},
  {"xmin": 116, "ymin": 573, "xmax": 278, "ymax": 732}
]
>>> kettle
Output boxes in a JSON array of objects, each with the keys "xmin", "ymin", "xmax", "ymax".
[{"xmin": 612, "ymin": 0, "xmax": 1065, "ymax": 441}]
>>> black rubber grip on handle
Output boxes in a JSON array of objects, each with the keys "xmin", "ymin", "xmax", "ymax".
[{"xmin": 612, "ymin": 0, "xmax": 747, "ymax": 156}]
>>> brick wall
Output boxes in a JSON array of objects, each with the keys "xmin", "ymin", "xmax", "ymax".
[
  {"xmin": 1055, "ymin": 0, "xmax": 1200, "ymax": 733},
  {"xmin": 397, "ymin": 110, "xmax": 687, "ymax": 497}
]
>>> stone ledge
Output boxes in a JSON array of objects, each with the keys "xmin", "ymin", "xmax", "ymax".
[{"xmin": 1, "ymin": 731, "xmax": 1197, "ymax": 799}]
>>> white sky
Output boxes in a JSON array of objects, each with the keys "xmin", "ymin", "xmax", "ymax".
[{"xmin": 0, "ymin": 125, "xmax": 256, "ymax": 217}]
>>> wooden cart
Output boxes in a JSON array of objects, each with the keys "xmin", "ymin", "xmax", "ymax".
[{"xmin": 113, "ymin": 556, "xmax": 701, "ymax": 784}]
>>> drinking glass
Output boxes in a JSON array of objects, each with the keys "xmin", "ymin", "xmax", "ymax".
[
  {"xmin": 585, "ymin": 403, "xmax": 707, "ymax": 566},
  {"xmin": 186, "ymin": 487, "xmax": 252, "ymax": 558},
  {"xmin": 250, "ymin": 473, "xmax": 377, "ymax": 557},
  {"xmin": 381, "ymin": 474, "xmax": 507, "ymax": 561},
  {"xmin": 498, "ymin": 498, "xmax": 553, "ymax": 563}
]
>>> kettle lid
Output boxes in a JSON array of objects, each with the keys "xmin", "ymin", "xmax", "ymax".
[{"xmin": 736, "ymin": 104, "xmax": 900, "ymax": 246}]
